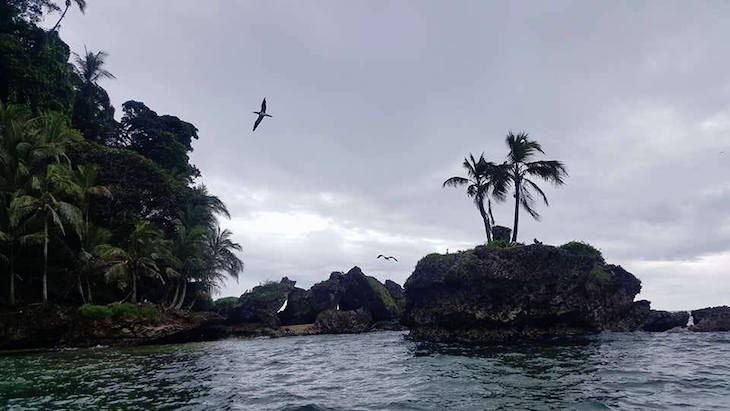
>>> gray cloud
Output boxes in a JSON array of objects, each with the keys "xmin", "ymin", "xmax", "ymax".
[{"xmin": 56, "ymin": 1, "xmax": 730, "ymax": 310}]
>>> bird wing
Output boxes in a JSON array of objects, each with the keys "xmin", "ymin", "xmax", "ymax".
[
  {"xmin": 253, "ymin": 115, "xmax": 263, "ymax": 131},
  {"xmin": 261, "ymin": 98, "xmax": 267, "ymax": 113},
  {"xmin": 377, "ymin": 254, "xmax": 384, "ymax": 259},
  {"xmin": 391, "ymin": 257, "xmax": 398, "ymax": 262}
]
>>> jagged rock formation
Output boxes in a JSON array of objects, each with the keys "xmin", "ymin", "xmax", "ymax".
[
  {"xmin": 385, "ymin": 280, "xmax": 404, "ymax": 299},
  {"xmin": 229, "ymin": 277, "xmax": 296, "ymax": 327},
  {"xmin": 615, "ymin": 300, "xmax": 689, "ymax": 332},
  {"xmin": 277, "ymin": 267, "xmax": 403, "ymax": 327},
  {"xmin": 314, "ymin": 308, "xmax": 373, "ymax": 334},
  {"xmin": 690, "ymin": 306, "xmax": 730, "ymax": 332},
  {"xmin": 404, "ymin": 244, "xmax": 643, "ymax": 342}
]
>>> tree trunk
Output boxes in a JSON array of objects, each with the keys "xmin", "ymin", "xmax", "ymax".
[
  {"xmin": 174, "ymin": 281, "xmax": 187, "ymax": 310},
  {"xmin": 168, "ymin": 281, "xmax": 180, "ymax": 310},
  {"xmin": 512, "ymin": 184, "xmax": 520, "ymax": 242},
  {"xmin": 42, "ymin": 218, "xmax": 48, "ymax": 304},
  {"xmin": 477, "ymin": 199, "xmax": 492, "ymax": 242},
  {"xmin": 49, "ymin": 3, "xmax": 70, "ymax": 33},
  {"xmin": 9, "ymin": 245, "xmax": 15, "ymax": 306},
  {"xmin": 77, "ymin": 274, "xmax": 86, "ymax": 304},
  {"xmin": 86, "ymin": 275, "xmax": 93, "ymax": 303},
  {"xmin": 131, "ymin": 272, "xmax": 137, "ymax": 303}
]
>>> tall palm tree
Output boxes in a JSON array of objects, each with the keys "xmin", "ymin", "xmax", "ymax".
[
  {"xmin": 75, "ymin": 164, "xmax": 111, "ymax": 237},
  {"xmin": 443, "ymin": 154, "xmax": 508, "ymax": 242},
  {"xmin": 204, "ymin": 224, "xmax": 244, "ymax": 292},
  {"xmin": 11, "ymin": 163, "xmax": 83, "ymax": 303},
  {"xmin": 504, "ymin": 131, "xmax": 567, "ymax": 242},
  {"xmin": 49, "ymin": 0, "xmax": 87, "ymax": 33},
  {"xmin": 73, "ymin": 47, "xmax": 115, "ymax": 85},
  {"xmin": 167, "ymin": 222, "xmax": 207, "ymax": 310},
  {"xmin": 76, "ymin": 223, "xmax": 111, "ymax": 303},
  {"xmin": 0, "ymin": 103, "xmax": 35, "ymax": 306},
  {"xmin": 97, "ymin": 221, "xmax": 168, "ymax": 304}
]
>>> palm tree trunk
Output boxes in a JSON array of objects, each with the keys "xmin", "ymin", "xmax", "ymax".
[
  {"xmin": 9, "ymin": 245, "xmax": 15, "ymax": 306},
  {"xmin": 42, "ymin": 218, "xmax": 48, "ymax": 304},
  {"xmin": 49, "ymin": 3, "xmax": 71, "ymax": 33},
  {"xmin": 477, "ymin": 199, "xmax": 492, "ymax": 242},
  {"xmin": 168, "ymin": 281, "xmax": 180, "ymax": 310},
  {"xmin": 77, "ymin": 274, "xmax": 86, "ymax": 303},
  {"xmin": 512, "ymin": 185, "xmax": 520, "ymax": 242},
  {"xmin": 86, "ymin": 275, "xmax": 93, "ymax": 303},
  {"xmin": 175, "ymin": 281, "xmax": 187, "ymax": 310},
  {"xmin": 131, "ymin": 272, "xmax": 137, "ymax": 303}
]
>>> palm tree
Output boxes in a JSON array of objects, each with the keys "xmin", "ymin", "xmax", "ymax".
[
  {"xmin": 49, "ymin": 0, "xmax": 87, "ymax": 33},
  {"xmin": 11, "ymin": 163, "xmax": 83, "ymax": 303},
  {"xmin": 167, "ymin": 222, "xmax": 207, "ymax": 310},
  {"xmin": 0, "ymin": 103, "xmax": 35, "ymax": 306},
  {"xmin": 76, "ymin": 223, "xmax": 111, "ymax": 303},
  {"xmin": 97, "ymin": 221, "xmax": 168, "ymax": 304},
  {"xmin": 443, "ymin": 154, "xmax": 508, "ymax": 242},
  {"xmin": 504, "ymin": 131, "xmax": 567, "ymax": 242},
  {"xmin": 204, "ymin": 224, "xmax": 244, "ymax": 292},
  {"xmin": 73, "ymin": 47, "xmax": 115, "ymax": 85},
  {"xmin": 75, "ymin": 164, "xmax": 111, "ymax": 237}
]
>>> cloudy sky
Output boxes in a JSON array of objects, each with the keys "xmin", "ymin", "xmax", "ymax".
[{"xmin": 54, "ymin": 1, "xmax": 730, "ymax": 310}]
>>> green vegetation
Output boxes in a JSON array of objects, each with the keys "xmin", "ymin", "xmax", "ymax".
[
  {"xmin": 366, "ymin": 277, "xmax": 400, "ymax": 315},
  {"xmin": 79, "ymin": 303, "xmax": 159, "ymax": 320},
  {"xmin": 241, "ymin": 281, "xmax": 282, "ymax": 302},
  {"xmin": 560, "ymin": 241, "xmax": 605, "ymax": 264},
  {"xmin": 214, "ymin": 296, "xmax": 239, "ymax": 308},
  {"xmin": 0, "ymin": 3, "xmax": 244, "ymax": 309},
  {"xmin": 486, "ymin": 239, "xmax": 511, "ymax": 249},
  {"xmin": 444, "ymin": 132, "xmax": 567, "ymax": 242}
]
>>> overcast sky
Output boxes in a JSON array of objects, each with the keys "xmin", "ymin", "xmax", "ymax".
[{"xmin": 54, "ymin": 1, "xmax": 730, "ymax": 310}]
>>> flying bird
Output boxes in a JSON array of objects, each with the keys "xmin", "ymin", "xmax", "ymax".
[
  {"xmin": 252, "ymin": 98, "xmax": 272, "ymax": 131},
  {"xmin": 377, "ymin": 254, "xmax": 398, "ymax": 262}
]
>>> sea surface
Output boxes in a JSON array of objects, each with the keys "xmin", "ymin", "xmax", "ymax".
[{"xmin": 1, "ymin": 331, "xmax": 729, "ymax": 410}]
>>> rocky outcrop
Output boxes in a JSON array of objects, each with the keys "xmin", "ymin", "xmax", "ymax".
[
  {"xmin": 404, "ymin": 244, "xmax": 642, "ymax": 342},
  {"xmin": 278, "ymin": 272, "xmax": 344, "ymax": 325},
  {"xmin": 616, "ymin": 300, "xmax": 689, "ymax": 332},
  {"xmin": 229, "ymin": 277, "xmax": 295, "ymax": 327},
  {"xmin": 690, "ymin": 306, "xmax": 730, "ymax": 332},
  {"xmin": 278, "ymin": 268, "xmax": 403, "ymax": 326},
  {"xmin": 314, "ymin": 308, "xmax": 373, "ymax": 334},
  {"xmin": 340, "ymin": 267, "xmax": 402, "ymax": 322},
  {"xmin": 491, "ymin": 225, "xmax": 512, "ymax": 242},
  {"xmin": 0, "ymin": 304, "xmax": 225, "ymax": 350},
  {"xmin": 385, "ymin": 280, "xmax": 404, "ymax": 299}
]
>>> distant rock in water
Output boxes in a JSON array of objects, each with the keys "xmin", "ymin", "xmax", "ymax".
[
  {"xmin": 404, "ymin": 244, "xmax": 642, "ymax": 342},
  {"xmin": 690, "ymin": 306, "xmax": 730, "ymax": 332},
  {"xmin": 617, "ymin": 300, "xmax": 689, "ymax": 332}
]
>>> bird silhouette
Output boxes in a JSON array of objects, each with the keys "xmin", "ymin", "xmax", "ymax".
[
  {"xmin": 252, "ymin": 98, "xmax": 272, "ymax": 131},
  {"xmin": 377, "ymin": 254, "xmax": 398, "ymax": 262}
]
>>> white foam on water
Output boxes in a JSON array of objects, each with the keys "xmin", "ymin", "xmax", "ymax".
[{"xmin": 687, "ymin": 311, "xmax": 694, "ymax": 327}]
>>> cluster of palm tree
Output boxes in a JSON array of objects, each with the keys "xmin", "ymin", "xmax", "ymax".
[
  {"xmin": 0, "ymin": 103, "xmax": 244, "ymax": 307},
  {"xmin": 444, "ymin": 131, "xmax": 567, "ymax": 242}
]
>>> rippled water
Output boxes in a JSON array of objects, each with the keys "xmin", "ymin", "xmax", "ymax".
[{"xmin": 1, "ymin": 331, "xmax": 730, "ymax": 410}]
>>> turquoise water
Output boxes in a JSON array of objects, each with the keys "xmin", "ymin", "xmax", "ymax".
[{"xmin": 1, "ymin": 331, "xmax": 729, "ymax": 410}]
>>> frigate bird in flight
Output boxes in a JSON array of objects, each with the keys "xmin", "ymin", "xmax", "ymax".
[
  {"xmin": 377, "ymin": 254, "xmax": 398, "ymax": 262},
  {"xmin": 252, "ymin": 98, "xmax": 272, "ymax": 131}
]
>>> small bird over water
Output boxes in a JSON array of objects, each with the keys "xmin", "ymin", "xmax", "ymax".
[
  {"xmin": 377, "ymin": 254, "xmax": 398, "ymax": 262},
  {"xmin": 252, "ymin": 98, "xmax": 272, "ymax": 131}
]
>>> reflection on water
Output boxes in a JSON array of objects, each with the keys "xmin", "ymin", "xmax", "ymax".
[{"xmin": 1, "ymin": 331, "xmax": 729, "ymax": 410}]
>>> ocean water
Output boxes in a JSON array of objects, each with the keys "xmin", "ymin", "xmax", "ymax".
[{"xmin": 1, "ymin": 331, "xmax": 729, "ymax": 410}]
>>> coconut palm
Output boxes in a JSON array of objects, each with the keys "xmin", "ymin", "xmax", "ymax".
[
  {"xmin": 76, "ymin": 223, "xmax": 111, "ymax": 303},
  {"xmin": 204, "ymin": 224, "xmax": 243, "ymax": 291},
  {"xmin": 443, "ymin": 153, "xmax": 508, "ymax": 242},
  {"xmin": 75, "ymin": 164, "xmax": 111, "ymax": 237},
  {"xmin": 49, "ymin": 0, "xmax": 87, "ymax": 32},
  {"xmin": 0, "ymin": 103, "xmax": 36, "ymax": 305},
  {"xmin": 72, "ymin": 47, "xmax": 115, "ymax": 85},
  {"xmin": 167, "ymin": 222, "xmax": 207, "ymax": 310},
  {"xmin": 11, "ymin": 162, "xmax": 83, "ymax": 303},
  {"xmin": 97, "ymin": 221, "xmax": 168, "ymax": 304},
  {"xmin": 504, "ymin": 131, "xmax": 567, "ymax": 242}
]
